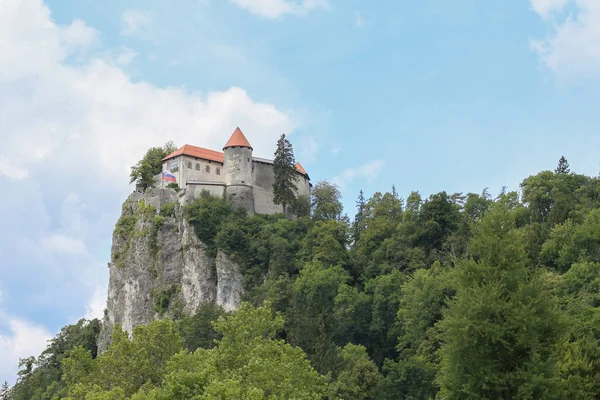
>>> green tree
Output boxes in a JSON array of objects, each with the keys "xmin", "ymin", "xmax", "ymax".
[
  {"xmin": 273, "ymin": 134, "xmax": 298, "ymax": 213},
  {"xmin": 177, "ymin": 303, "xmax": 226, "ymax": 351},
  {"xmin": 311, "ymin": 181, "xmax": 343, "ymax": 221},
  {"xmin": 555, "ymin": 262, "xmax": 600, "ymax": 398},
  {"xmin": 437, "ymin": 202, "xmax": 562, "ymax": 399},
  {"xmin": 556, "ymin": 155, "xmax": 571, "ymax": 174},
  {"xmin": 328, "ymin": 344, "xmax": 381, "ymax": 400},
  {"xmin": 62, "ymin": 319, "xmax": 183, "ymax": 398},
  {"xmin": 9, "ymin": 318, "xmax": 101, "ymax": 400},
  {"xmin": 353, "ymin": 190, "xmax": 366, "ymax": 242},
  {"xmin": 158, "ymin": 302, "xmax": 326, "ymax": 399},
  {"xmin": 129, "ymin": 141, "xmax": 177, "ymax": 191},
  {"xmin": 0, "ymin": 382, "xmax": 10, "ymax": 400},
  {"xmin": 287, "ymin": 261, "xmax": 350, "ymax": 373}
]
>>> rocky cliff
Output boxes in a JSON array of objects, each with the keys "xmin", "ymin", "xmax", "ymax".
[{"xmin": 98, "ymin": 189, "xmax": 243, "ymax": 352}]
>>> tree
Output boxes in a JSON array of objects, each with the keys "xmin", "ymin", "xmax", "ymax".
[
  {"xmin": 437, "ymin": 202, "xmax": 562, "ymax": 399},
  {"xmin": 0, "ymin": 382, "xmax": 10, "ymax": 400},
  {"xmin": 353, "ymin": 190, "xmax": 366, "ymax": 242},
  {"xmin": 129, "ymin": 141, "xmax": 177, "ymax": 191},
  {"xmin": 311, "ymin": 181, "xmax": 343, "ymax": 221},
  {"xmin": 158, "ymin": 303, "xmax": 326, "ymax": 399},
  {"xmin": 62, "ymin": 319, "xmax": 183, "ymax": 399},
  {"xmin": 328, "ymin": 344, "xmax": 381, "ymax": 400},
  {"xmin": 8, "ymin": 318, "xmax": 101, "ymax": 400},
  {"xmin": 273, "ymin": 134, "xmax": 298, "ymax": 213},
  {"xmin": 556, "ymin": 155, "xmax": 571, "ymax": 174}
]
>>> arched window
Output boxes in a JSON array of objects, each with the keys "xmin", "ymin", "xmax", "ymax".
[
  {"xmin": 205, "ymin": 165, "xmax": 210, "ymax": 173},
  {"xmin": 195, "ymin": 163, "xmax": 201, "ymax": 171},
  {"xmin": 216, "ymin": 167, "xmax": 221, "ymax": 175}
]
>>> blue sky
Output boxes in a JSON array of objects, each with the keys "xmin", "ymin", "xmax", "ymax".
[{"xmin": 1, "ymin": 0, "xmax": 599, "ymax": 384}]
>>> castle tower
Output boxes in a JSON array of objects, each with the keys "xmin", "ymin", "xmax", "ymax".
[{"xmin": 223, "ymin": 127, "xmax": 255, "ymax": 215}]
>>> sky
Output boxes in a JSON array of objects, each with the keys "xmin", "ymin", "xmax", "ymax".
[{"xmin": 1, "ymin": 0, "xmax": 600, "ymax": 384}]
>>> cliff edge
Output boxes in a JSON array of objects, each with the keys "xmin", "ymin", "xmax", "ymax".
[{"xmin": 98, "ymin": 189, "xmax": 243, "ymax": 352}]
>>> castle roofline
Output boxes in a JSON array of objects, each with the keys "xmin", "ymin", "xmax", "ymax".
[
  {"xmin": 295, "ymin": 162, "xmax": 309, "ymax": 179},
  {"xmin": 162, "ymin": 144, "xmax": 224, "ymax": 163},
  {"xmin": 223, "ymin": 127, "xmax": 253, "ymax": 150}
]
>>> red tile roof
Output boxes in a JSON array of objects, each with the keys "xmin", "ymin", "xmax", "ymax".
[
  {"xmin": 162, "ymin": 144, "xmax": 224, "ymax": 163},
  {"xmin": 223, "ymin": 127, "xmax": 252, "ymax": 149},
  {"xmin": 295, "ymin": 162, "xmax": 308, "ymax": 177}
]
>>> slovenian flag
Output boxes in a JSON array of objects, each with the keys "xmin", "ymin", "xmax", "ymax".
[{"xmin": 162, "ymin": 170, "xmax": 177, "ymax": 182}]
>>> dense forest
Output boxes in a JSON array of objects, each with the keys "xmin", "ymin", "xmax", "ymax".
[{"xmin": 6, "ymin": 156, "xmax": 600, "ymax": 399}]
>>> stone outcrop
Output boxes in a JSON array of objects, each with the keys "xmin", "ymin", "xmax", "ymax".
[{"xmin": 98, "ymin": 189, "xmax": 244, "ymax": 352}]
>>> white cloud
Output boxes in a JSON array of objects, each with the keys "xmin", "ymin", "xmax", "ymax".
[
  {"xmin": 0, "ymin": 0, "xmax": 298, "ymax": 385},
  {"xmin": 354, "ymin": 11, "xmax": 365, "ymax": 27},
  {"xmin": 0, "ymin": 294, "xmax": 52, "ymax": 385},
  {"xmin": 84, "ymin": 284, "xmax": 107, "ymax": 320},
  {"xmin": 0, "ymin": 159, "xmax": 28, "ymax": 180},
  {"xmin": 116, "ymin": 47, "xmax": 137, "ymax": 65},
  {"xmin": 60, "ymin": 19, "xmax": 100, "ymax": 51},
  {"xmin": 41, "ymin": 233, "xmax": 87, "ymax": 255},
  {"xmin": 0, "ymin": 0, "xmax": 295, "ymax": 185},
  {"xmin": 530, "ymin": 0, "xmax": 600, "ymax": 79},
  {"xmin": 120, "ymin": 9, "xmax": 153, "ymax": 38},
  {"xmin": 229, "ymin": 0, "xmax": 329, "ymax": 19},
  {"xmin": 529, "ymin": 0, "xmax": 570, "ymax": 18},
  {"xmin": 332, "ymin": 160, "xmax": 385, "ymax": 189}
]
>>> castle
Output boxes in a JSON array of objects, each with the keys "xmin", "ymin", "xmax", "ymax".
[{"xmin": 159, "ymin": 127, "xmax": 311, "ymax": 215}]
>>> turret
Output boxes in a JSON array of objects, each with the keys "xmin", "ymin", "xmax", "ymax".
[{"xmin": 223, "ymin": 127, "xmax": 255, "ymax": 214}]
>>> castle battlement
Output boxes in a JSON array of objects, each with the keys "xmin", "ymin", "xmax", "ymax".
[{"xmin": 159, "ymin": 127, "xmax": 311, "ymax": 215}]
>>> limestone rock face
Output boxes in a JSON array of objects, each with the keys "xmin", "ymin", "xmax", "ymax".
[{"xmin": 98, "ymin": 189, "xmax": 243, "ymax": 352}]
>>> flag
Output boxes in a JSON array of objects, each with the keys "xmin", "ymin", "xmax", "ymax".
[{"xmin": 162, "ymin": 170, "xmax": 176, "ymax": 182}]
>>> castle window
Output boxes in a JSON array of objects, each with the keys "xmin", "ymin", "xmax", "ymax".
[
  {"xmin": 186, "ymin": 161, "xmax": 192, "ymax": 169},
  {"xmin": 205, "ymin": 165, "xmax": 210, "ymax": 173},
  {"xmin": 195, "ymin": 163, "xmax": 201, "ymax": 171},
  {"xmin": 216, "ymin": 167, "xmax": 221, "ymax": 175}
]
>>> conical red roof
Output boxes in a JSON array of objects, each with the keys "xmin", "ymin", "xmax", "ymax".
[{"xmin": 223, "ymin": 127, "xmax": 252, "ymax": 150}]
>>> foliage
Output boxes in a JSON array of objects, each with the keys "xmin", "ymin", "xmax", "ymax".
[
  {"xmin": 556, "ymin": 155, "xmax": 571, "ymax": 174},
  {"xmin": 62, "ymin": 319, "xmax": 183, "ymax": 399},
  {"xmin": 165, "ymin": 182, "xmax": 180, "ymax": 192},
  {"xmin": 437, "ymin": 202, "xmax": 562, "ymax": 399},
  {"xmin": 130, "ymin": 142, "xmax": 177, "ymax": 191},
  {"xmin": 311, "ymin": 181, "xmax": 344, "ymax": 221},
  {"xmin": 9, "ymin": 319, "xmax": 101, "ymax": 400},
  {"xmin": 185, "ymin": 190, "xmax": 236, "ymax": 256},
  {"xmin": 152, "ymin": 285, "xmax": 179, "ymax": 315},
  {"xmin": 272, "ymin": 133, "xmax": 298, "ymax": 211},
  {"xmin": 15, "ymin": 159, "xmax": 600, "ymax": 399},
  {"xmin": 176, "ymin": 303, "xmax": 226, "ymax": 351}
]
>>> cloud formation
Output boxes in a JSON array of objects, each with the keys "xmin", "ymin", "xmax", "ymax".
[
  {"xmin": 332, "ymin": 160, "xmax": 385, "ymax": 189},
  {"xmin": 530, "ymin": 0, "xmax": 600, "ymax": 79},
  {"xmin": 120, "ymin": 9, "xmax": 154, "ymax": 38},
  {"xmin": 0, "ymin": 0, "xmax": 296, "ymax": 384},
  {"xmin": 229, "ymin": 0, "xmax": 329, "ymax": 19},
  {"xmin": 0, "ymin": 292, "xmax": 52, "ymax": 385}
]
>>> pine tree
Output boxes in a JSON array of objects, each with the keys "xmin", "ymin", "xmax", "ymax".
[
  {"xmin": 0, "ymin": 381, "xmax": 10, "ymax": 400},
  {"xmin": 353, "ymin": 190, "xmax": 366, "ymax": 242},
  {"xmin": 555, "ymin": 155, "xmax": 570, "ymax": 174},
  {"xmin": 272, "ymin": 134, "xmax": 298, "ymax": 213}
]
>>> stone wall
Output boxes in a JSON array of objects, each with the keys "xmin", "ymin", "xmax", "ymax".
[
  {"xmin": 184, "ymin": 182, "xmax": 225, "ymax": 201},
  {"xmin": 162, "ymin": 153, "xmax": 310, "ymax": 216},
  {"xmin": 252, "ymin": 161, "xmax": 284, "ymax": 215}
]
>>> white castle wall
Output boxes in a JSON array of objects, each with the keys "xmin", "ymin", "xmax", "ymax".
[{"xmin": 163, "ymin": 152, "xmax": 310, "ymax": 215}]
